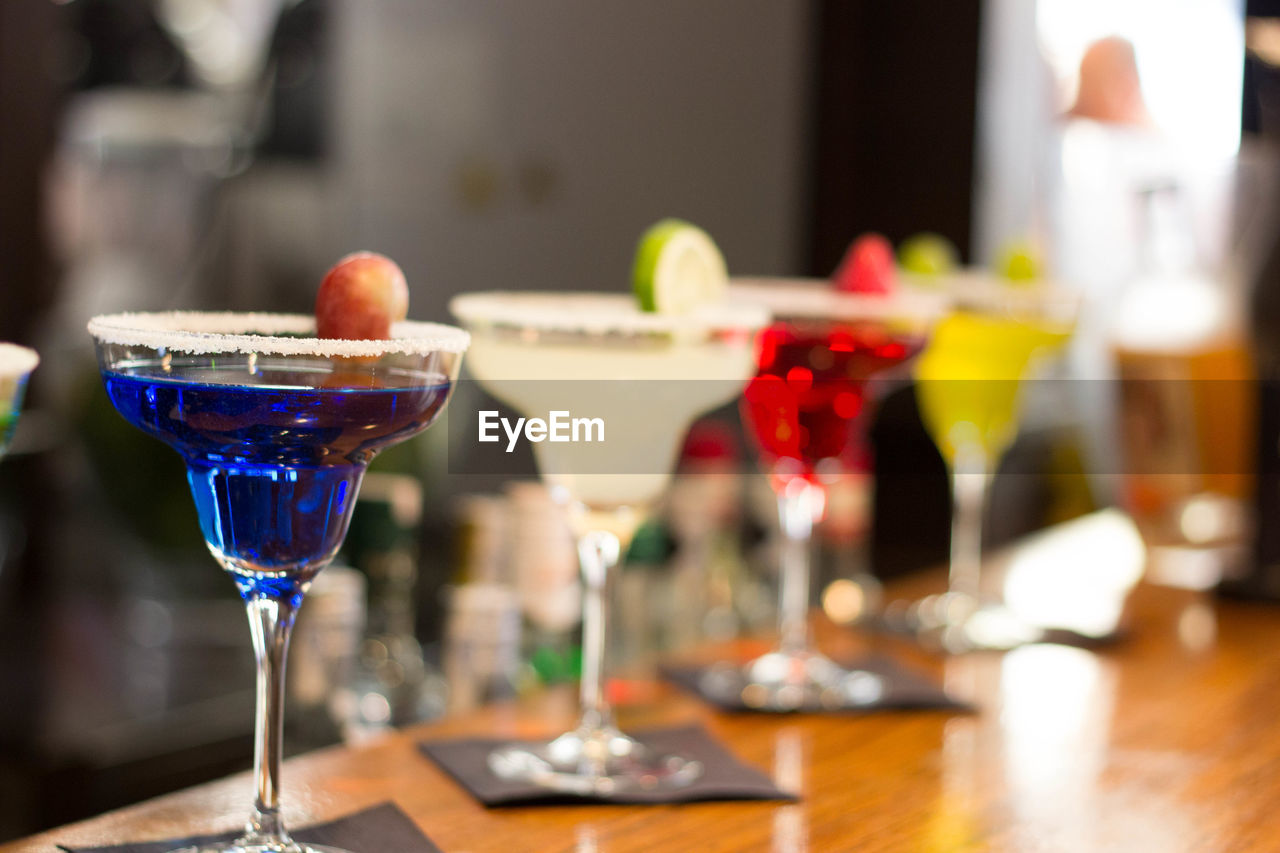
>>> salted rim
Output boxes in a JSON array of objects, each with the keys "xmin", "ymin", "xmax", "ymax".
[
  {"xmin": 916, "ymin": 269, "xmax": 1080, "ymax": 321},
  {"xmin": 729, "ymin": 277, "xmax": 950, "ymax": 324},
  {"xmin": 450, "ymin": 291, "xmax": 770, "ymax": 334},
  {"xmin": 86, "ymin": 312, "xmax": 470, "ymax": 357},
  {"xmin": 0, "ymin": 343, "xmax": 39, "ymax": 378},
  {"xmin": 731, "ymin": 273, "xmax": 1078, "ymax": 324}
]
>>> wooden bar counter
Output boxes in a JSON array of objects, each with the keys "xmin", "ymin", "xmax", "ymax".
[{"xmin": 5, "ymin": 576, "xmax": 1280, "ymax": 852}]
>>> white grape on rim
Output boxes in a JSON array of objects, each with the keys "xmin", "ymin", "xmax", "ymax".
[{"xmin": 87, "ymin": 311, "xmax": 470, "ymax": 358}]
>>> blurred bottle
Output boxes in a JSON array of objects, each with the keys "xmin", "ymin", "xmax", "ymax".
[
  {"xmin": 660, "ymin": 421, "xmax": 756, "ymax": 650},
  {"xmin": 1111, "ymin": 184, "xmax": 1254, "ymax": 585},
  {"xmin": 443, "ymin": 492, "xmax": 521, "ymax": 711},
  {"xmin": 338, "ymin": 473, "xmax": 447, "ymax": 738},
  {"xmin": 442, "ymin": 582, "xmax": 522, "ymax": 712},
  {"xmin": 445, "ymin": 484, "xmax": 580, "ymax": 709},
  {"xmin": 346, "ymin": 473, "xmax": 422, "ymax": 636},
  {"xmin": 290, "ymin": 563, "xmax": 366, "ymax": 743},
  {"xmin": 816, "ymin": 473, "xmax": 883, "ymax": 628},
  {"xmin": 504, "ymin": 483, "xmax": 580, "ymax": 688},
  {"xmin": 451, "ymin": 492, "xmax": 507, "ymax": 587},
  {"xmin": 613, "ymin": 518, "xmax": 672, "ymax": 670}
]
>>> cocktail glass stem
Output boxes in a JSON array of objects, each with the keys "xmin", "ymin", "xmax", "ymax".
[
  {"xmin": 239, "ymin": 579, "xmax": 307, "ymax": 848},
  {"xmin": 485, "ymin": 522, "xmax": 702, "ymax": 792},
  {"xmin": 901, "ymin": 443, "xmax": 1046, "ymax": 652},
  {"xmin": 776, "ymin": 479, "xmax": 823, "ymax": 658},
  {"xmin": 575, "ymin": 529, "xmax": 620, "ymax": 742},
  {"xmin": 947, "ymin": 446, "xmax": 990, "ymax": 614},
  {"xmin": 732, "ymin": 477, "xmax": 885, "ymax": 711}
]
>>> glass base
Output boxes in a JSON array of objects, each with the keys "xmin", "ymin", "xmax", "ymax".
[
  {"xmin": 171, "ymin": 844, "xmax": 352, "ymax": 853},
  {"xmin": 735, "ymin": 650, "xmax": 885, "ymax": 711},
  {"xmin": 888, "ymin": 593, "xmax": 1044, "ymax": 652},
  {"xmin": 487, "ymin": 726, "xmax": 703, "ymax": 796}
]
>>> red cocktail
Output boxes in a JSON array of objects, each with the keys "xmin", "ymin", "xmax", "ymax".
[
  {"xmin": 743, "ymin": 320, "xmax": 921, "ymax": 487},
  {"xmin": 728, "ymin": 279, "xmax": 934, "ymax": 710}
]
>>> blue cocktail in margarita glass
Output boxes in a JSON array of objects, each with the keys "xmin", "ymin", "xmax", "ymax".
[{"xmin": 88, "ymin": 312, "xmax": 468, "ymax": 853}]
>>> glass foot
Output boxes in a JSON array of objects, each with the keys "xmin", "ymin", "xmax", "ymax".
[
  {"xmin": 487, "ymin": 726, "xmax": 703, "ymax": 795},
  {"xmin": 886, "ymin": 593, "xmax": 1045, "ymax": 652},
  {"xmin": 727, "ymin": 650, "xmax": 884, "ymax": 711},
  {"xmin": 172, "ymin": 840, "xmax": 355, "ymax": 845}
]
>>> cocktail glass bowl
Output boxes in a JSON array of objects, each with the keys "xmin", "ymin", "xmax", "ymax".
[
  {"xmin": 89, "ymin": 311, "xmax": 467, "ymax": 853},
  {"xmin": 0, "ymin": 342, "xmax": 39, "ymax": 460},
  {"xmin": 452, "ymin": 291, "xmax": 768, "ymax": 793},
  {"xmin": 882, "ymin": 277, "xmax": 1079, "ymax": 653},
  {"xmin": 730, "ymin": 278, "xmax": 937, "ymax": 709}
]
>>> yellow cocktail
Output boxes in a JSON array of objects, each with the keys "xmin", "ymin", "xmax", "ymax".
[
  {"xmin": 909, "ymin": 302, "xmax": 1074, "ymax": 651},
  {"xmin": 916, "ymin": 311, "xmax": 1072, "ymax": 464}
]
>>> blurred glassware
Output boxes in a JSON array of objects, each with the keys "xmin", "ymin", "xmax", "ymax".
[
  {"xmin": 337, "ymin": 473, "xmax": 448, "ymax": 737},
  {"xmin": 290, "ymin": 564, "xmax": 366, "ymax": 739},
  {"xmin": 48, "ymin": 88, "xmax": 254, "ymax": 326},
  {"xmin": 454, "ymin": 492, "xmax": 508, "ymax": 585},
  {"xmin": 450, "ymin": 484, "xmax": 581, "ymax": 695},
  {"xmin": 0, "ymin": 344, "xmax": 39, "ymax": 593},
  {"xmin": 442, "ymin": 582, "xmax": 522, "ymax": 714},
  {"xmin": 898, "ymin": 287, "xmax": 1077, "ymax": 652},
  {"xmin": 499, "ymin": 483, "xmax": 582, "ymax": 688},
  {"xmin": 1111, "ymin": 185, "xmax": 1254, "ymax": 588},
  {"xmin": 345, "ymin": 473, "xmax": 424, "ymax": 638},
  {"xmin": 452, "ymin": 291, "xmax": 767, "ymax": 796},
  {"xmin": 664, "ymin": 421, "xmax": 764, "ymax": 648},
  {"xmin": 731, "ymin": 279, "xmax": 934, "ymax": 710},
  {"xmin": 156, "ymin": 0, "xmax": 285, "ymax": 91},
  {"xmin": 816, "ymin": 474, "xmax": 883, "ymax": 628},
  {"xmin": 504, "ymin": 482, "xmax": 579, "ymax": 637},
  {"xmin": 46, "ymin": 1, "xmax": 299, "ymax": 352},
  {"xmin": 89, "ymin": 311, "xmax": 466, "ymax": 853},
  {"xmin": 0, "ymin": 345, "xmax": 39, "ymax": 460}
]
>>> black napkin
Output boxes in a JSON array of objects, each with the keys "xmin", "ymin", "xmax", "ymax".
[
  {"xmin": 60, "ymin": 802, "xmax": 438, "ymax": 853},
  {"xmin": 419, "ymin": 723, "xmax": 794, "ymax": 807},
  {"xmin": 662, "ymin": 655, "xmax": 973, "ymax": 713}
]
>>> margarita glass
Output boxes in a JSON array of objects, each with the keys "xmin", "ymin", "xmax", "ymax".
[
  {"xmin": 88, "ymin": 312, "xmax": 467, "ymax": 853},
  {"xmin": 906, "ymin": 284, "xmax": 1075, "ymax": 651},
  {"xmin": 451, "ymin": 291, "xmax": 768, "ymax": 794},
  {"xmin": 729, "ymin": 279, "xmax": 938, "ymax": 709},
  {"xmin": 0, "ymin": 343, "xmax": 39, "ymax": 459}
]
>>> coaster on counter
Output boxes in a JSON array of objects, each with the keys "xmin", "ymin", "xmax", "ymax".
[
  {"xmin": 419, "ymin": 723, "xmax": 794, "ymax": 807},
  {"xmin": 662, "ymin": 655, "xmax": 974, "ymax": 714},
  {"xmin": 875, "ymin": 609, "xmax": 1129, "ymax": 652},
  {"xmin": 1035, "ymin": 625, "xmax": 1127, "ymax": 649},
  {"xmin": 60, "ymin": 802, "xmax": 438, "ymax": 853}
]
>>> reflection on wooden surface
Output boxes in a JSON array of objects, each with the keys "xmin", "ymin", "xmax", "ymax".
[{"xmin": 5, "ymin": 578, "xmax": 1279, "ymax": 852}]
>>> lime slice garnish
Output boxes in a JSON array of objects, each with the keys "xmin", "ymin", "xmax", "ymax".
[{"xmin": 632, "ymin": 219, "xmax": 728, "ymax": 313}]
